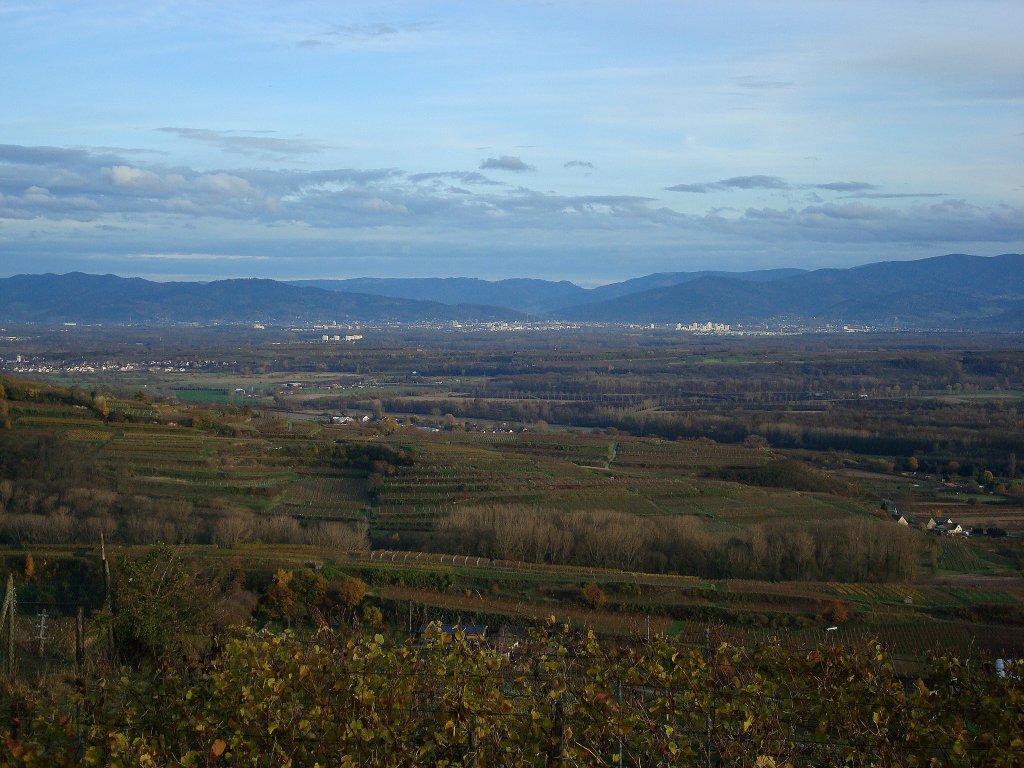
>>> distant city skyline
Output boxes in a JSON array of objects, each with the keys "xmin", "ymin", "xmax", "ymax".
[{"xmin": 1, "ymin": 1, "xmax": 1022, "ymax": 285}]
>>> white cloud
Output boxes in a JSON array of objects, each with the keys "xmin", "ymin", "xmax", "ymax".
[
  {"xmin": 107, "ymin": 165, "xmax": 166, "ymax": 191},
  {"xmin": 23, "ymin": 185, "xmax": 53, "ymax": 202},
  {"xmin": 195, "ymin": 173, "xmax": 258, "ymax": 199}
]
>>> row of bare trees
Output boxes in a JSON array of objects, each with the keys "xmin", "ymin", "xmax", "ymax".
[
  {"xmin": 435, "ymin": 505, "xmax": 922, "ymax": 582},
  {"xmin": 0, "ymin": 481, "xmax": 368, "ymax": 548}
]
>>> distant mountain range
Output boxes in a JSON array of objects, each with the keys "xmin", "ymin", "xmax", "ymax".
[
  {"xmin": 290, "ymin": 277, "xmax": 587, "ymax": 316},
  {"xmin": 551, "ymin": 253, "xmax": 1024, "ymax": 328},
  {"xmin": 290, "ymin": 268, "xmax": 806, "ymax": 315},
  {"xmin": 1, "ymin": 254, "xmax": 1022, "ymax": 329},
  {"xmin": 0, "ymin": 274, "xmax": 523, "ymax": 324}
]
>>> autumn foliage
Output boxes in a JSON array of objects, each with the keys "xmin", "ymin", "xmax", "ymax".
[{"xmin": 1, "ymin": 625, "xmax": 1021, "ymax": 767}]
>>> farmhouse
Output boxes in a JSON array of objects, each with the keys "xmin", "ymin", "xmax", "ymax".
[{"xmin": 925, "ymin": 516, "xmax": 971, "ymax": 536}]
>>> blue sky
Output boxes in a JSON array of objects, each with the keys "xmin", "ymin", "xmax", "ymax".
[{"xmin": 1, "ymin": 1, "xmax": 1021, "ymax": 285}]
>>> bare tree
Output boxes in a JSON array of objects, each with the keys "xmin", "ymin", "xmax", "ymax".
[
  {"xmin": 304, "ymin": 521, "xmax": 368, "ymax": 549},
  {"xmin": 256, "ymin": 515, "xmax": 303, "ymax": 544},
  {"xmin": 212, "ymin": 509, "xmax": 255, "ymax": 548}
]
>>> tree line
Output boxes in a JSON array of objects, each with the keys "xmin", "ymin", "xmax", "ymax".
[{"xmin": 434, "ymin": 505, "xmax": 922, "ymax": 582}]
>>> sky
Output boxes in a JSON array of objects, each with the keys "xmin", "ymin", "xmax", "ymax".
[{"xmin": 1, "ymin": 1, "xmax": 1022, "ymax": 286}]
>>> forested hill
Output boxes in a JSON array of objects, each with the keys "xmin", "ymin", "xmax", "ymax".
[
  {"xmin": 0, "ymin": 273, "xmax": 524, "ymax": 324},
  {"xmin": 552, "ymin": 253, "xmax": 1024, "ymax": 328},
  {"xmin": 579, "ymin": 267, "xmax": 806, "ymax": 304},
  {"xmin": 291, "ymin": 268, "xmax": 804, "ymax": 314},
  {"xmin": 290, "ymin": 277, "xmax": 588, "ymax": 316},
  {"xmin": 2, "ymin": 253, "xmax": 1022, "ymax": 327}
]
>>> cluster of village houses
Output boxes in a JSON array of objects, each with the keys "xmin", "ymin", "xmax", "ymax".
[
  {"xmin": 329, "ymin": 415, "xmax": 367, "ymax": 425},
  {"xmin": 896, "ymin": 513, "xmax": 970, "ymax": 536},
  {"xmin": 884, "ymin": 501, "xmax": 971, "ymax": 536}
]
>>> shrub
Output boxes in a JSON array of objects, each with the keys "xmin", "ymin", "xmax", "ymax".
[{"xmin": 582, "ymin": 582, "xmax": 607, "ymax": 609}]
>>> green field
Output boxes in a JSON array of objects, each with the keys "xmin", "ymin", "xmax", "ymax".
[{"xmin": 173, "ymin": 387, "xmax": 232, "ymax": 403}]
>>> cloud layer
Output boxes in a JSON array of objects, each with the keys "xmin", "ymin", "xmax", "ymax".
[
  {"xmin": 158, "ymin": 128, "xmax": 328, "ymax": 159},
  {"xmin": 667, "ymin": 176, "xmax": 879, "ymax": 194},
  {"xmin": 2, "ymin": 143, "xmax": 1020, "ymax": 279}
]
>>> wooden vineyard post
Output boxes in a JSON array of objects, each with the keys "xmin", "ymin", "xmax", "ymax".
[
  {"xmin": 34, "ymin": 610, "xmax": 47, "ymax": 658},
  {"xmin": 75, "ymin": 606, "xmax": 85, "ymax": 675},
  {"xmin": 616, "ymin": 679, "xmax": 624, "ymax": 768},
  {"xmin": 705, "ymin": 626, "xmax": 714, "ymax": 768},
  {"xmin": 469, "ymin": 715, "xmax": 481, "ymax": 768},
  {"xmin": 100, "ymin": 532, "xmax": 109, "ymax": 597},
  {"xmin": 101, "ymin": 533, "xmax": 116, "ymax": 662},
  {"xmin": 548, "ymin": 697, "xmax": 566, "ymax": 767},
  {"xmin": 0, "ymin": 574, "xmax": 15, "ymax": 678}
]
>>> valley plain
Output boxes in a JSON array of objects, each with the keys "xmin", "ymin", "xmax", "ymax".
[{"xmin": 1, "ymin": 324, "xmax": 1022, "ymax": 660}]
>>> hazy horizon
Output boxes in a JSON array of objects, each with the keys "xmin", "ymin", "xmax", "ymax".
[
  {"xmin": 2, "ymin": 2, "xmax": 1021, "ymax": 283},
  {"xmin": 7, "ymin": 252, "xmax": 1024, "ymax": 293}
]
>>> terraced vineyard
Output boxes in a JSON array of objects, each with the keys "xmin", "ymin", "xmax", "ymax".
[
  {"xmin": 316, "ymin": 550, "xmax": 1024, "ymax": 659},
  {"xmin": 369, "ymin": 430, "xmax": 876, "ymax": 533},
  {"xmin": 276, "ymin": 473, "xmax": 368, "ymax": 521},
  {"xmin": 8, "ymin": 400, "xmax": 98, "ymax": 427},
  {"xmin": 668, "ymin": 616, "xmax": 1023, "ymax": 659},
  {"xmin": 614, "ymin": 437, "xmax": 764, "ymax": 470},
  {"xmin": 373, "ymin": 434, "xmax": 677, "ymax": 529},
  {"xmin": 937, "ymin": 537, "xmax": 997, "ymax": 572},
  {"xmin": 98, "ymin": 430, "xmax": 216, "ymax": 474},
  {"xmin": 828, "ymin": 581, "xmax": 1020, "ymax": 608},
  {"xmin": 88, "ymin": 429, "xmax": 290, "ymax": 504}
]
